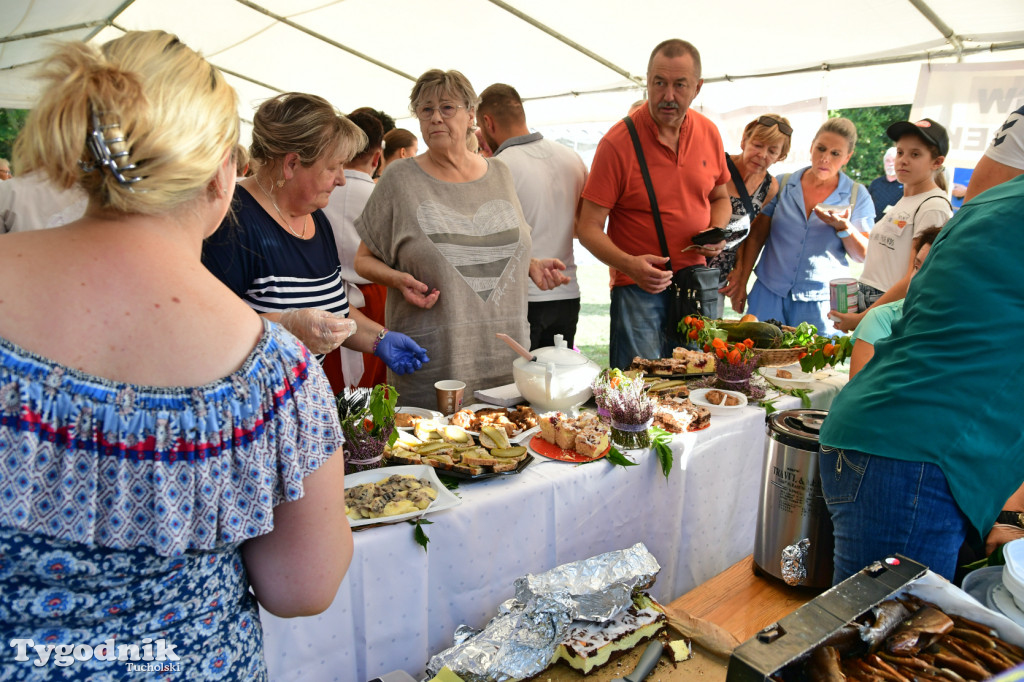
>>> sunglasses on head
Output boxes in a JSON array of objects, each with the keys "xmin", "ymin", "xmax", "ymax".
[{"xmin": 757, "ymin": 115, "xmax": 792, "ymax": 137}]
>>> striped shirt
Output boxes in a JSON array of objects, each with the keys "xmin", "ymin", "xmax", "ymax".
[{"xmin": 202, "ymin": 186, "xmax": 350, "ymax": 356}]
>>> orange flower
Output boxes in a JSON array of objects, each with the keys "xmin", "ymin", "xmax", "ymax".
[
  {"xmin": 822, "ymin": 343, "xmax": 835, "ymax": 357},
  {"xmin": 727, "ymin": 349, "xmax": 742, "ymax": 365},
  {"xmin": 743, "ymin": 338, "xmax": 754, "ymax": 348},
  {"xmin": 715, "ymin": 347, "xmax": 725, "ymax": 359},
  {"xmin": 688, "ymin": 329, "xmax": 699, "ymax": 340},
  {"xmin": 712, "ymin": 337, "xmax": 726, "ymax": 350},
  {"xmin": 799, "ymin": 351, "xmax": 807, "ymax": 359},
  {"xmin": 703, "ymin": 343, "xmax": 711, "ymax": 352},
  {"xmin": 695, "ymin": 319, "xmax": 705, "ymax": 330},
  {"xmin": 684, "ymin": 316, "xmax": 694, "ymax": 326}
]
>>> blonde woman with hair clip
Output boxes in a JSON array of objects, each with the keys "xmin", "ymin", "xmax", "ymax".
[{"xmin": 0, "ymin": 31, "xmax": 353, "ymax": 680}]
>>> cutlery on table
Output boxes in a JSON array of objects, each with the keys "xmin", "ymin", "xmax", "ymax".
[{"xmin": 611, "ymin": 640, "xmax": 663, "ymax": 682}]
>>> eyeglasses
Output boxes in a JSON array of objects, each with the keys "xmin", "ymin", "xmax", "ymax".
[
  {"xmin": 416, "ymin": 104, "xmax": 465, "ymax": 121},
  {"xmin": 758, "ymin": 115, "xmax": 792, "ymax": 137}
]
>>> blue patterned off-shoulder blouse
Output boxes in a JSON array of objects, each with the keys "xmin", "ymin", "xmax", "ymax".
[{"xmin": 0, "ymin": 319, "xmax": 344, "ymax": 680}]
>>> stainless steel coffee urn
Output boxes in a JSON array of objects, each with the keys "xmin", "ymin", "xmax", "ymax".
[{"xmin": 753, "ymin": 409, "xmax": 834, "ymax": 588}]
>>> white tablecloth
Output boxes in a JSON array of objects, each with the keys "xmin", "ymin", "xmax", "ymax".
[{"xmin": 261, "ymin": 375, "xmax": 845, "ymax": 681}]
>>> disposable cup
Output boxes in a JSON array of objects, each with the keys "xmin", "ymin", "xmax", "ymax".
[{"xmin": 434, "ymin": 380, "xmax": 466, "ymax": 415}]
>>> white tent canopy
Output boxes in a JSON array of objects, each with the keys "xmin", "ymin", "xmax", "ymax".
[{"xmin": 2, "ymin": 0, "xmax": 1023, "ymax": 138}]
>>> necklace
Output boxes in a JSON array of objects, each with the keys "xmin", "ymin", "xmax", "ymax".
[{"xmin": 255, "ymin": 174, "xmax": 308, "ymax": 239}]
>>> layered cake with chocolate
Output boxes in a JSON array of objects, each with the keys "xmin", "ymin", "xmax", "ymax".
[
  {"xmin": 549, "ymin": 593, "xmax": 667, "ymax": 674},
  {"xmin": 652, "ymin": 395, "xmax": 711, "ymax": 433}
]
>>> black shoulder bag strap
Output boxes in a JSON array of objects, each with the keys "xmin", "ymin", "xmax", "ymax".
[
  {"xmin": 726, "ymin": 154, "xmax": 755, "ymax": 219},
  {"xmin": 623, "ymin": 115, "xmax": 671, "ymax": 264},
  {"xmin": 912, "ymin": 194, "xmax": 953, "ymax": 228}
]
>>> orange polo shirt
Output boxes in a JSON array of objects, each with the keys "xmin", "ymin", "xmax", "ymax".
[{"xmin": 582, "ymin": 104, "xmax": 728, "ymax": 288}]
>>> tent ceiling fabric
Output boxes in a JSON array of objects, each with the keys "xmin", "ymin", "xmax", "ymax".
[{"xmin": 2, "ymin": 0, "xmax": 1023, "ymax": 131}]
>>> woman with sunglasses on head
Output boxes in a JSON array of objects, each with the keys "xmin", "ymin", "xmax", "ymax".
[
  {"xmin": 713, "ymin": 114, "xmax": 791, "ymax": 313},
  {"xmin": 732, "ymin": 117, "xmax": 875, "ymax": 330},
  {"xmin": 822, "ymin": 119, "xmax": 952, "ymax": 332},
  {"xmin": 353, "ymin": 69, "xmax": 569, "ymax": 408}
]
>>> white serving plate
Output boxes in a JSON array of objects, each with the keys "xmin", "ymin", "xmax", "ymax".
[
  {"xmin": 448, "ymin": 403, "xmax": 534, "ymax": 440},
  {"xmin": 394, "ymin": 406, "xmax": 446, "ymax": 431},
  {"xmin": 690, "ymin": 388, "xmax": 748, "ymax": 415},
  {"xmin": 344, "ymin": 464, "xmax": 461, "ymax": 528},
  {"xmin": 758, "ymin": 364, "xmax": 814, "ymax": 390}
]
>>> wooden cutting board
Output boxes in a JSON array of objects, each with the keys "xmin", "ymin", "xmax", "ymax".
[{"xmin": 530, "ymin": 556, "xmax": 820, "ymax": 681}]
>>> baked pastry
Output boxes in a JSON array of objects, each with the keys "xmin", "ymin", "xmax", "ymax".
[
  {"xmin": 394, "ymin": 412, "xmax": 418, "ymax": 428},
  {"xmin": 537, "ymin": 411, "xmax": 563, "ymax": 444},
  {"xmin": 574, "ymin": 428, "xmax": 609, "ymax": 458},
  {"xmin": 705, "ymin": 389, "xmax": 740, "ymax": 406},
  {"xmin": 688, "ymin": 405, "xmax": 711, "ymax": 431},
  {"xmin": 554, "ymin": 419, "xmax": 581, "ymax": 451},
  {"xmin": 551, "ymin": 593, "xmax": 667, "ymax": 674},
  {"xmin": 776, "ymin": 368, "xmax": 793, "ymax": 379}
]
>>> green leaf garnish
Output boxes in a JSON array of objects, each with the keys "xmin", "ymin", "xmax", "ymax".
[
  {"xmin": 606, "ymin": 446, "xmax": 639, "ymax": 468},
  {"xmin": 409, "ymin": 517, "xmax": 433, "ymax": 551},
  {"xmin": 651, "ymin": 426, "xmax": 673, "ymax": 479}
]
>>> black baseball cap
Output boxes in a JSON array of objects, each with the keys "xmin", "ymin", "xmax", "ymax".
[{"xmin": 887, "ymin": 118, "xmax": 949, "ymax": 157}]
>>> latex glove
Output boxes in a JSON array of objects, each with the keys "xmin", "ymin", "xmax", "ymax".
[
  {"xmin": 374, "ymin": 331, "xmax": 429, "ymax": 375},
  {"xmin": 278, "ymin": 308, "xmax": 357, "ymax": 354}
]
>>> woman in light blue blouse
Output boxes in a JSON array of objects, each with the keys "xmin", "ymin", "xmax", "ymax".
[
  {"xmin": 733, "ymin": 118, "xmax": 875, "ymax": 330},
  {"xmin": 0, "ymin": 31, "xmax": 352, "ymax": 680}
]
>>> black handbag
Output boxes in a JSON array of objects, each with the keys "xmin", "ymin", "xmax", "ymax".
[{"xmin": 623, "ymin": 116, "xmax": 720, "ymax": 341}]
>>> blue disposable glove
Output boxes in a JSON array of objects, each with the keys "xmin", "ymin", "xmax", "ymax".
[{"xmin": 374, "ymin": 331, "xmax": 429, "ymax": 375}]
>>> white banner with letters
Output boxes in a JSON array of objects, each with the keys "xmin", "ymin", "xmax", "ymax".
[{"xmin": 910, "ymin": 62, "xmax": 1024, "ymax": 202}]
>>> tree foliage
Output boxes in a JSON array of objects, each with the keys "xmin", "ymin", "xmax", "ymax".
[
  {"xmin": 0, "ymin": 108, "xmax": 30, "ymax": 167},
  {"xmin": 828, "ymin": 104, "xmax": 911, "ymax": 183}
]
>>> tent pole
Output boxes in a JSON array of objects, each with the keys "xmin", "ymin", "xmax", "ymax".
[
  {"xmin": 232, "ymin": 0, "xmax": 417, "ymax": 83},
  {"xmin": 485, "ymin": 0, "xmax": 642, "ymax": 85},
  {"xmin": 906, "ymin": 0, "xmax": 964, "ymax": 60}
]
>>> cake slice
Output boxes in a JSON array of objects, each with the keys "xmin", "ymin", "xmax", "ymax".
[
  {"xmin": 550, "ymin": 593, "xmax": 667, "ymax": 674},
  {"xmin": 574, "ymin": 428, "xmax": 609, "ymax": 458},
  {"xmin": 537, "ymin": 412, "xmax": 563, "ymax": 444},
  {"xmin": 554, "ymin": 419, "xmax": 581, "ymax": 451}
]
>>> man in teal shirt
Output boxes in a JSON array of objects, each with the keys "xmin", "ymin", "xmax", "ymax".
[{"xmin": 819, "ymin": 175, "xmax": 1024, "ymax": 584}]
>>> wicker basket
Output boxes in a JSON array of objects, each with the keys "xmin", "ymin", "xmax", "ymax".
[{"xmin": 755, "ymin": 347, "xmax": 805, "ymax": 368}]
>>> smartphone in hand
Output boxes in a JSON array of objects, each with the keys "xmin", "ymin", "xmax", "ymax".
[{"xmin": 691, "ymin": 227, "xmax": 729, "ymax": 246}]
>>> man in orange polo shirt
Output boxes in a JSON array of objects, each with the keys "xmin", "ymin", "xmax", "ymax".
[{"xmin": 578, "ymin": 39, "xmax": 731, "ymax": 369}]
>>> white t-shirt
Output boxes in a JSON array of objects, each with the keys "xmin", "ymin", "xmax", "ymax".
[
  {"xmin": 0, "ymin": 171, "xmax": 87, "ymax": 233},
  {"xmin": 986, "ymin": 107, "xmax": 1024, "ymax": 170},
  {"xmin": 494, "ymin": 134, "xmax": 587, "ymax": 302},
  {"xmin": 322, "ymin": 168, "xmax": 375, "ymax": 289},
  {"xmin": 859, "ymin": 188, "xmax": 951, "ymax": 292}
]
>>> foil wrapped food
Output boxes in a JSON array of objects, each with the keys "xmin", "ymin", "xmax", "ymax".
[
  {"xmin": 781, "ymin": 537, "xmax": 811, "ymax": 586},
  {"xmin": 424, "ymin": 543, "xmax": 661, "ymax": 681}
]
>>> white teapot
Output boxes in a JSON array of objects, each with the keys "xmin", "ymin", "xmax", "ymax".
[{"xmin": 511, "ymin": 335, "xmax": 600, "ymax": 413}]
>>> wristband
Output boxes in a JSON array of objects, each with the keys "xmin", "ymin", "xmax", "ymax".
[
  {"xmin": 835, "ymin": 229, "xmax": 851, "ymax": 239},
  {"xmin": 372, "ymin": 328, "xmax": 389, "ymax": 354}
]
